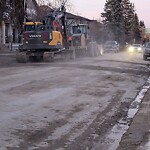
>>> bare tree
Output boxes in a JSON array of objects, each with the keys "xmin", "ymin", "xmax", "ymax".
[
  {"xmin": 37, "ymin": 0, "xmax": 73, "ymax": 12},
  {"xmin": 53, "ymin": 0, "xmax": 72, "ymax": 12},
  {"xmin": 36, "ymin": 5, "xmax": 52, "ymax": 21}
]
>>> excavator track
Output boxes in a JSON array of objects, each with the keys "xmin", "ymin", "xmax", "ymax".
[
  {"xmin": 43, "ymin": 52, "xmax": 54, "ymax": 62},
  {"xmin": 16, "ymin": 51, "xmax": 29, "ymax": 63}
]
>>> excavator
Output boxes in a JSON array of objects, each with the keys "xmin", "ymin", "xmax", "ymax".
[
  {"xmin": 16, "ymin": 5, "xmax": 73, "ymax": 62},
  {"xmin": 16, "ymin": 5, "xmax": 100, "ymax": 62}
]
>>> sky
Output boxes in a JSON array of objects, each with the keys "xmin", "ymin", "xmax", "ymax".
[{"xmin": 71, "ymin": 0, "xmax": 150, "ymax": 27}]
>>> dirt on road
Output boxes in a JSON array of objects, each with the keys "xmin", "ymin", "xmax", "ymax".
[
  {"xmin": 117, "ymin": 84, "xmax": 150, "ymax": 150},
  {"xmin": 0, "ymin": 51, "xmax": 150, "ymax": 150}
]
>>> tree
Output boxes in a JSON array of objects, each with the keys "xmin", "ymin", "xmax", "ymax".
[
  {"xmin": 139, "ymin": 21, "xmax": 145, "ymax": 43},
  {"xmin": 132, "ymin": 13, "xmax": 141, "ymax": 43},
  {"xmin": 0, "ymin": 0, "xmax": 25, "ymax": 45},
  {"xmin": 11, "ymin": 0, "xmax": 24, "ymax": 27},
  {"xmin": 0, "ymin": 0, "xmax": 25, "ymax": 28},
  {"xmin": 113, "ymin": 0, "xmax": 125, "ymax": 43},
  {"xmin": 121, "ymin": 0, "xmax": 135, "ymax": 42},
  {"xmin": 51, "ymin": 0, "xmax": 72, "ymax": 12},
  {"xmin": 36, "ymin": 5, "xmax": 52, "ymax": 21},
  {"xmin": 139, "ymin": 21, "xmax": 145, "ymax": 28},
  {"xmin": 101, "ymin": 0, "xmax": 143, "ymax": 44},
  {"xmin": 101, "ymin": 0, "xmax": 124, "ymax": 43},
  {"xmin": 0, "ymin": 0, "xmax": 6, "ymax": 22}
]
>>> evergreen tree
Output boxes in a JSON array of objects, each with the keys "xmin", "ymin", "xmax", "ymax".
[
  {"xmin": 132, "ymin": 13, "xmax": 141, "ymax": 43},
  {"xmin": 102, "ymin": 0, "xmax": 143, "ymax": 44},
  {"xmin": 121, "ymin": 0, "xmax": 135, "ymax": 42},
  {"xmin": 101, "ymin": 0, "xmax": 124, "ymax": 43},
  {"xmin": 139, "ymin": 21, "xmax": 145, "ymax": 43},
  {"xmin": 113, "ymin": 0, "xmax": 125, "ymax": 44},
  {"xmin": 139, "ymin": 21, "xmax": 145, "ymax": 28},
  {"xmin": 102, "ymin": 0, "xmax": 116, "ymax": 40}
]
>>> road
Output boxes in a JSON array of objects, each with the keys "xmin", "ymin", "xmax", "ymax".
[{"xmin": 0, "ymin": 51, "xmax": 150, "ymax": 150}]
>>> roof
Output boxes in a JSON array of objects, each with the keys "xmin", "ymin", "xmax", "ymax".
[
  {"xmin": 26, "ymin": 1, "xmax": 92, "ymax": 23},
  {"xmin": 66, "ymin": 12, "xmax": 92, "ymax": 22}
]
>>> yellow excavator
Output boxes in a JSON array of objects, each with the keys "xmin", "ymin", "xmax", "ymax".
[{"xmin": 16, "ymin": 5, "xmax": 71, "ymax": 62}]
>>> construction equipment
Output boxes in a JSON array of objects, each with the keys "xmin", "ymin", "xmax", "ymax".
[
  {"xmin": 69, "ymin": 24, "xmax": 90, "ymax": 56},
  {"xmin": 16, "ymin": 5, "xmax": 74, "ymax": 62},
  {"xmin": 68, "ymin": 23, "xmax": 101, "ymax": 57},
  {"xmin": 16, "ymin": 5, "xmax": 100, "ymax": 63}
]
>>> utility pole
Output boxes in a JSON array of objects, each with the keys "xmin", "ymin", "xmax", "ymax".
[
  {"xmin": 2, "ymin": 20, "xmax": 5, "ymax": 44},
  {"xmin": 20, "ymin": 0, "xmax": 27, "ymax": 43},
  {"xmin": 24, "ymin": 0, "xmax": 27, "ymax": 22}
]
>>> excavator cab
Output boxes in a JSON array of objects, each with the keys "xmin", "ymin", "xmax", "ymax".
[
  {"xmin": 17, "ymin": 21, "xmax": 63, "ymax": 63},
  {"xmin": 72, "ymin": 24, "xmax": 88, "ymax": 35}
]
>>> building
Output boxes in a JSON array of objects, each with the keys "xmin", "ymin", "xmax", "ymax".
[{"xmin": 0, "ymin": 1, "xmax": 102, "ymax": 46}]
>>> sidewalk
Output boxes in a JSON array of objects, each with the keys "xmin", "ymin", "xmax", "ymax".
[
  {"xmin": 0, "ymin": 43, "xmax": 21, "ymax": 54},
  {"xmin": 117, "ymin": 86, "xmax": 150, "ymax": 150},
  {"xmin": 4, "ymin": 43, "xmax": 20, "ymax": 51},
  {"xmin": 0, "ymin": 44, "xmax": 16, "ymax": 67}
]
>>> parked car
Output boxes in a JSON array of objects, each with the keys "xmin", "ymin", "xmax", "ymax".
[
  {"xmin": 103, "ymin": 41, "xmax": 119, "ymax": 53},
  {"xmin": 143, "ymin": 42, "xmax": 149, "ymax": 48},
  {"xmin": 128, "ymin": 44, "xmax": 143, "ymax": 53},
  {"xmin": 143, "ymin": 42, "xmax": 150, "ymax": 60}
]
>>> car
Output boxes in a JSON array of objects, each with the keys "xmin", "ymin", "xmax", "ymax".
[
  {"xmin": 143, "ymin": 42, "xmax": 150, "ymax": 60},
  {"xmin": 103, "ymin": 41, "xmax": 119, "ymax": 53},
  {"xmin": 128, "ymin": 44, "xmax": 143, "ymax": 53}
]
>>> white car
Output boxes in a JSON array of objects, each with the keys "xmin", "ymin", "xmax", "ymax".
[{"xmin": 128, "ymin": 44, "xmax": 143, "ymax": 53}]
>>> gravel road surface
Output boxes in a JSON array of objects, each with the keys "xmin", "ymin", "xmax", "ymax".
[{"xmin": 0, "ymin": 51, "xmax": 149, "ymax": 150}]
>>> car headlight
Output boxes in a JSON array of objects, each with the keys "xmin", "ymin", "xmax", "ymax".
[
  {"xmin": 138, "ymin": 47, "xmax": 142, "ymax": 51},
  {"xmin": 128, "ymin": 46, "xmax": 134, "ymax": 52}
]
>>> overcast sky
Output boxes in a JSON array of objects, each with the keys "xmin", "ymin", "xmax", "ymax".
[{"xmin": 71, "ymin": 0, "xmax": 150, "ymax": 27}]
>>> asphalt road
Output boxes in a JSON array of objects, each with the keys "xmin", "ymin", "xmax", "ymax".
[{"xmin": 0, "ymin": 51, "xmax": 150, "ymax": 150}]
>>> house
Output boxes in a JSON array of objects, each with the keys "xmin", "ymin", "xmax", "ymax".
[
  {"xmin": 0, "ymin": 1, "xmax": 102, "ymax": 45},
  {"xmin": 66, "ymin": 12, "xmax": 91, "ymax": 24}
]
